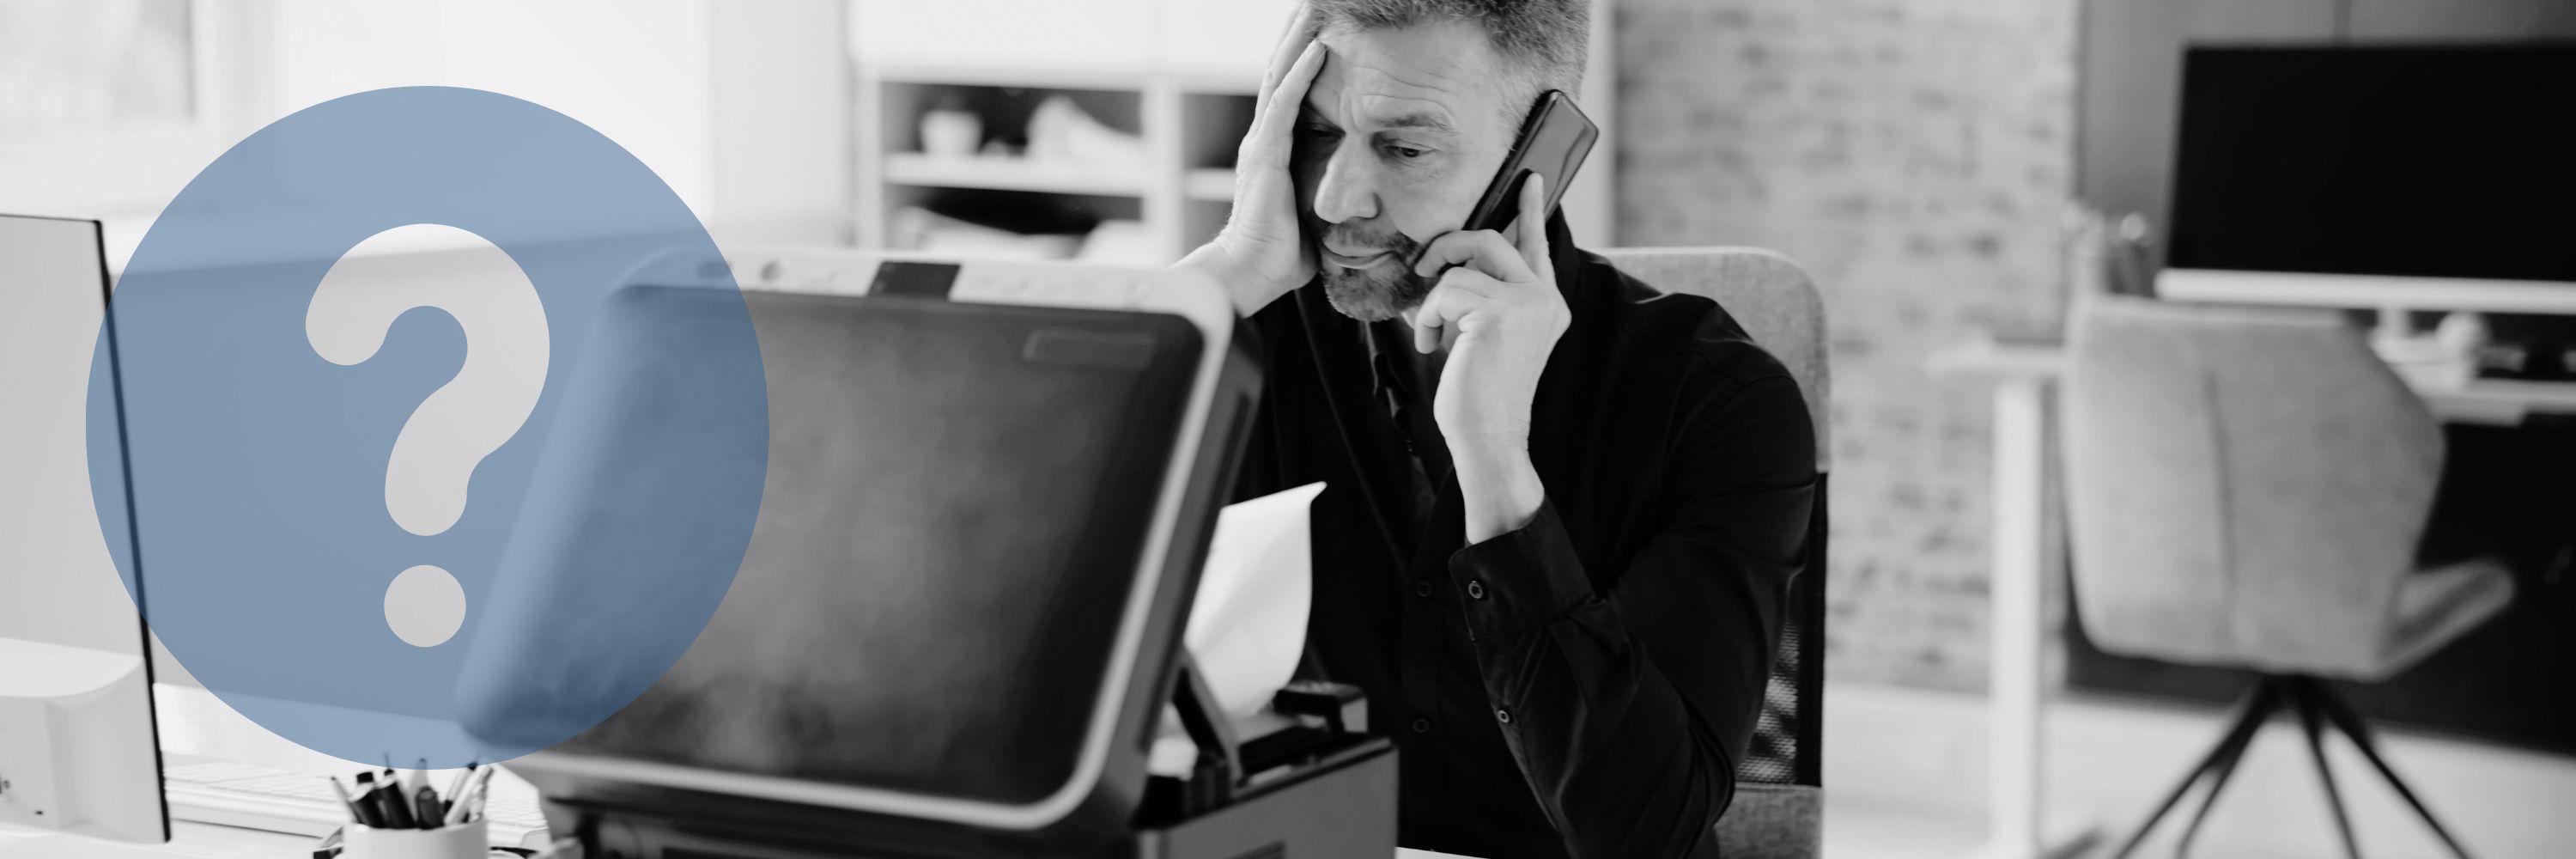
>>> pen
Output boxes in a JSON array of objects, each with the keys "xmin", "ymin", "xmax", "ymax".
[
  {"xmin": 413, "ymin": 783, "xmax": 444, "ymax": 831},
  {"xmin": 441, "ymin": 762, "xmax": 477, "ymax": 816},
  {"xmin": 336, "ymin": 775, "xmax": 381, "ymax": 828},
  {"xmin": 372, "ymin": 773, "xmax": 416, "ymax": 829},
  {"xmin": 446, "ymin": 766, "xmax": 495, "ymax": 826},
  {"xmin": 465, "ymin": 766, "xmax": 495, "ymax": 822},
  {"xmin": 441, "ymin": 769, "xmax": 479, "ymax": 826}
]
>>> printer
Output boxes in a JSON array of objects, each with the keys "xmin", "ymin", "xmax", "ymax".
[{"xmin": 456, "ymin": 250, "xmax": 1395, "ymax": 858}]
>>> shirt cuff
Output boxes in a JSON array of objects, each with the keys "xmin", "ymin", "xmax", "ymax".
[{"xmin": 1447, "ymin": 499, "xmax": 1597, "ymax": 640}]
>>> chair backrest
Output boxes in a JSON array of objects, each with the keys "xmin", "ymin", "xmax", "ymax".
[
  {"xmin": 1599, "ymin": 247, "xmax": 1832, "ymax": 474},
  {"xmin": 2063, "ymin": 296, "xmax": 2444, "ymax": 677},
  {"xmin": 1600, "ymin": 247, "xmax": 1828, "ymax": 859}
]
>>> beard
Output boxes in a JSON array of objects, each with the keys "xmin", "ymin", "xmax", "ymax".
[{"xmin": 1313, "ymin": 221, "xmax": 1436, "ymax": 322}]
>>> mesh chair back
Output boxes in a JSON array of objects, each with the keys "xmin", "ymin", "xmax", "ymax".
[{"xmin": 1598, "ymin": 247, "xmax": 1828, "ymax": 789}]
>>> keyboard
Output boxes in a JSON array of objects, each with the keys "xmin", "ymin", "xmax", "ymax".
[{"xmin": 161, "ymin": 758, "xmax": 550, "ymax": 850}]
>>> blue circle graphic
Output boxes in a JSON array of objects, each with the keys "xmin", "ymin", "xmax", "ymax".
[{"xmin": 88, "ymin": 87, "xmax": 768, "ymax": 766}]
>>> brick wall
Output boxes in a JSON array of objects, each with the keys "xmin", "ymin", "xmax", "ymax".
[{"xmin": 1613, "ymin": 0, "xmax": 2079, "ymax": 689}]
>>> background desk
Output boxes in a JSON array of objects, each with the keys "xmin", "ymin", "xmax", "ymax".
[{"xmin": 2158, "ymin": 270, "xmax": 2576, "ymax": 425}]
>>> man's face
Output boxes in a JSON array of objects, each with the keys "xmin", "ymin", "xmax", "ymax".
[{"xmin": 1292, "ymin": 21, "xmax": 1522, "ymax": 322}]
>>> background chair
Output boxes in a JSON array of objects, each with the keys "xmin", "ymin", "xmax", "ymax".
[
  {"xmin": 1601, "ymin": 247, "xmax": 1831, "ymax": 859},
  {"xmin": 2062, "ymin": 296, "xmax": 2517, "ymax": 859}
]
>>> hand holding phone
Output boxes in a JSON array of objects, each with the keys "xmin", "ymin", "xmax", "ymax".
[
  {"xmin": 1398, "ymin": 93, "xmax": 1595, "ymax": 482},
  {"xmin": 1410, "ymin": 173, "xmax": 1570, "ymax": 419},
  {"xmin": 1410, "ymin": 174, "xmax": 1571, "ymax": 540}
]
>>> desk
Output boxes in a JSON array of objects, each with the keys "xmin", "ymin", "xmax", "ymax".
[
  {"xmin": 0, "ymin": 684, "xmax": 539, "ymax": 857},
  {"xmin": 2385, "ymin": 377, "xmax": 2576, "ymax": 426},
  {"xmin": 0, "ymin": 822, "xmax": 315, "ymax": 858},
  {"xmin": 2158, "ymin": 268, "xmax": 2576, "ymax": 425},
  {"xmin": 2158, "ymin": 269, "xmax": 2576, "ymax": 318},
  {"xmin": 0, "ymin": 829, "xmax": 1473, "ymax": 859},
  {"xmin": 0, "ymin": 685, "xmax": 1471, "ymax": 859}
]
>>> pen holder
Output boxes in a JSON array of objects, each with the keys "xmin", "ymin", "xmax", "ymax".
[{"xmin": 342, "ymin": 818, "xmax": 488, "ymax": 859}]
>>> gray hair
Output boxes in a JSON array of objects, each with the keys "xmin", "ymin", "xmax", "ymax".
[{"xmin": 1303, "ymin": 0, "xmax": 1590, "ymax": 124}]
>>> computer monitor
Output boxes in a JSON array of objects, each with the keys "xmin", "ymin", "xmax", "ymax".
[
  {"xmin": 0, "ymin": 214, "xmax": 168, "ymax": 844},
  {"xmin": 2162, "ymin": 46, "xmax": 2576, "ymax": 290},
  {"xmin": 2166, "ymin": 45, "xmax": 2576, "ymax": 284}
]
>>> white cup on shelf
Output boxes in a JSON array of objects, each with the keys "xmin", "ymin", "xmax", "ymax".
[
  {"xmin": 920, "ymin": 108, "xmax": 982, "ymax": 159},
  {"xmin": 341, "ymin": 817, "xmax": 489, "ymax": 859}
]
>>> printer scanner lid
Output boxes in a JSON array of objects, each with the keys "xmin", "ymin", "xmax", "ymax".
[{"xmin": 460, "ymin": 252, "xmax": 1251, "ymax": 844}]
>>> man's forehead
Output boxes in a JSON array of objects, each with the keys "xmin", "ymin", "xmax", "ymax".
[{"xmin": 1305, "ymin": 22, "xmax": 1503, "ymax": 132}]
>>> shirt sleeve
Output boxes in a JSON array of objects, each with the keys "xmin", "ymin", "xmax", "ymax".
[{"xmin": 1446, "ymin": 373, "xmax": 1817, "ymax": 859}]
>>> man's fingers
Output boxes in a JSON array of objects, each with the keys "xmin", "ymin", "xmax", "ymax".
[
  {"xmin": 1413, "ymin": 286, "xmax": 1458, "ymax": 353},
  {"xmin": 1245, "ymin": 41, "xmax": 1325, "ymax": 168},
  {"xmin": 1412, "ymin": 228, "xmax": 1534, "ymax": 283},
  {"xmin": 1410, "ymin": 271, "xmax": 1496, "ymax": 353},
  {"xmin": 1511, "ymin": 173, "xmax": 1551, "ymax": 271},
  {"xmin": 1256, "ymin": 4, "xmax": 1315, "ymax": 111}
]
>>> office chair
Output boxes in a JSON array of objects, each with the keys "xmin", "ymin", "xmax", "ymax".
[
  {"xmin": 2062, "ymin": 296, "xmax": 2516, "ymax": 859},
  {"xmin": 1600, "ymin": 248, "xmax": 1829, "ymax": 859}
]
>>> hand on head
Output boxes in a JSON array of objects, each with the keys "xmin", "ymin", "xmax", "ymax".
[{"xmin": 1181, "ymin": 4, "xmax": 1328, "ymax": 316}]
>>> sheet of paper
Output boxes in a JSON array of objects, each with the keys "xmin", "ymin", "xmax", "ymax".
[{"xmin": 1184, "ymin": 482, "xmax": 1325, "ymax": 718}]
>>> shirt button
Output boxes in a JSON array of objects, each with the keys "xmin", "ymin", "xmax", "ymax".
[
  {"xmin": 1466, "ymin": 580, "xmax": 1487, "ymax": 600},
  {"xmin": 1413, "ymin": 579, "xmax": 1435, "ymax": 598},
  {"xmin": 1495, "ymin": 707, "xmax": 1513, "ymax": 725},
  {"xmin": 1410, "ymin": 717, "xmax": 1433, "ymax": 734}
]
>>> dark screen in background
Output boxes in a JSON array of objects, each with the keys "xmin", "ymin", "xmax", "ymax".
[{"xmin": 2167, "ymin": 45, "xmax": 2576, "ymax": 283}]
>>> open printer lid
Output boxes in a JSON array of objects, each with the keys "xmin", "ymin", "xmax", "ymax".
[{"xmin": 461, "ymin": 250, "xmax": 1259, "ymax": 851}]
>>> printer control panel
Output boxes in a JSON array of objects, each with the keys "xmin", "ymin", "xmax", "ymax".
[{"xmin": 721, "ymin": 250, "xmax": 1157, "ymax": 309}]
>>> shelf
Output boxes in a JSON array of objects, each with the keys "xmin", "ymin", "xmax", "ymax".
[
  {"xmin": 881, "ymin": 153, "xmax": 1147, "ymax": 197},
  {"xmin": 1184, "ymin": 168, "xmax": 1236, "ymax": 202},
  {"xmin": 866, "ymin": 64, "xmax": 1153, "ymax": 90},
  {"xmin": 2417, "ymin": 377, "xmax": 2576, "ymax": 426}
]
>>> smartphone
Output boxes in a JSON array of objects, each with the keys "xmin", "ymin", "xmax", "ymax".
[{"xmin": 1461, "ymin": 90, "xmax": 1598, "ymax": 235}]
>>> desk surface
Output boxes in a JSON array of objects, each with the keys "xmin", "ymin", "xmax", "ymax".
[
  {"xmin": 6, "ymin": 792, "xmax": 1473, "ymax": 858},
  {"xmin": 0, "ymin": 825, "xmax": 1476, "ymax": 858},
  {"xmin": 2159, "ymin": 268, "xmax": 2576, "ymax": 316},
  {"xmin": 3, "ymin": 685, "xmax": 1476, "ymax": 859},
  {"xmin": 1930, "ymin": 333, "xmax": 2576, "ymax": 426}
]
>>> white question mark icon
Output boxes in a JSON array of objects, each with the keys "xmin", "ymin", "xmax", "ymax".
[{"xmin": 306, "ymin": 224, "xmax": 550, "ymax": 648}]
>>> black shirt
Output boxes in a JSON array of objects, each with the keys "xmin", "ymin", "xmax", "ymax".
[
  {"xmin": 1230, "ymin": 214, "xmax": 1820, "ymax": 859},
  {"xmin": 1362, "ymin": 317, "xmax": 1449, "ymax": 534}
]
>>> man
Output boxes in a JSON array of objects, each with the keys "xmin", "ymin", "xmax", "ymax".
[{"xmin": 1171, "ymin": 2, "xmax": 1818, "ymax": 856}]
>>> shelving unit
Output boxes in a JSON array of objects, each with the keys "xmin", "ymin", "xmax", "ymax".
[{"xmin": 853, "ymin": 64, "xmax": 1258, "ymax": 265}]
